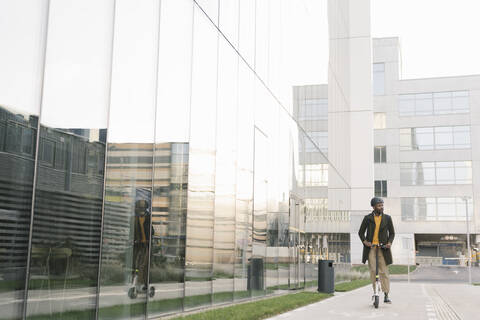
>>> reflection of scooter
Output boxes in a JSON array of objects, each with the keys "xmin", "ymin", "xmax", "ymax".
[
  {"xmin": 128, "ymin": 267, "xmax": 155, "ymax": 299},
  {"xmin": 372, "ymin": 244, "xmax": 386, "ymax": 309}
]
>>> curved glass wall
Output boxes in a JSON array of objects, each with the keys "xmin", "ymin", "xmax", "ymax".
[{"xmin": 0, "ymin": 1, "xmax": 354, "ymax": 319}]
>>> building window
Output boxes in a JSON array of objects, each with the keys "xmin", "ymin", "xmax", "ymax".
[
  {"xmin": 401, "ymin": 197, "xmax": 473, "ymax": 221},
  {"xmin": 374, "ymin": 146, "xmax": 387, "ymax": 163},
  {"xmin": 398, "ymin": 91, "xmax": 469, "ymax": 117},
  {"xmin": 305, "ymin": 131, "xmax": 328, "ymax": 153},
  {"xmin": 298, "ymin": 98, "xmax": 328, "ymax": 120},
  {"xmin": 39, "ymin": 138, "xmax": 55, "ymax": 166},
  {"xmin": 0, "ymin": 123, "xmax": 5, "ymax": 151},
  {"xmin": 374, "ymin": 180, "xmax": 387, "ymax": 197},
  {"xmin": 400, "ymin": 161, "xmax": 472, "ymax": 186},
  {"xmin": 374, "ymin": 112, "xmax": 386, "ymax": 129},
  {"xmin": 305, "ymin": 164, "xmax": 328, "ymax": 186},
  {"xmin": 399, "ymin": 126, "xmax": 471, "ymax": 151},
  {"xmin": 373, "ymin": 63, "xmax": 385, "ymax": 95}
]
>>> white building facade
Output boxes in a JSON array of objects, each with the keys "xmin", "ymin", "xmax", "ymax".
[{"xmin": 296, "ymin": 37, "xmax": 480, "ymax": 265}]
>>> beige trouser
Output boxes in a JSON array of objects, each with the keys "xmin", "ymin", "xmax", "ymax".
[
  {"xmin": 368, "ymin": 246, "xmax": 390, "ymax": 294},
  {"xmin": 134, "ymin": 245, "xmax": 149, "ymax": 286}
]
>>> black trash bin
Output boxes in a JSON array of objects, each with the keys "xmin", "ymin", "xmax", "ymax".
[
  {"xmin": 317, "ymin": 260, "xmax": 334, "ymax": 293},
  {"xmin": 247, "ymin": 258, "xmax": 264, "ymax": 291}
]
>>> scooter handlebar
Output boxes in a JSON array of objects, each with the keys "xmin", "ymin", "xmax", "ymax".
[{"xmin": 372, "ymin": 243, "xmax": 388, "ymax": 249}]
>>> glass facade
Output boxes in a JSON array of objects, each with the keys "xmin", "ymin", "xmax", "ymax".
[{"xmin": 1, "ymin": 1, "xmax": 349, "ymax": 320}]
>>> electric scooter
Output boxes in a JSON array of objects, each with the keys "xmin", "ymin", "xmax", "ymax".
[
  {"xmin": 372, "ymin": 243, "xmax": 387, "ymax": 309},
  {"xmin": 128, "ymin": 268, "xmax": 155, "ymax": 299}
]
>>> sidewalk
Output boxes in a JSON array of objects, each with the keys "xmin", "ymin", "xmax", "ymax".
[{"xmin": 267, "ymin": 282, "xmax": 479, "ymax": 320}]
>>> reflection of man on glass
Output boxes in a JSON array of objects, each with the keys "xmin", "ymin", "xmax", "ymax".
[{"xmin": 133, "ymin": 199, "xmax": 153, "ymax": 291}]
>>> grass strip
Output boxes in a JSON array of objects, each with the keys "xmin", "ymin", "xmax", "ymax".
[
  {"xmin": 388, "ymin": 265, "xmax": 417, "ymax": 274},
  {"xmin": 172, "ymin": 291, "xmax": 331, "ymax": 320},
  {"xmin": 335, "ymin": 279, "xmax": 371, "ymax": 292},
  {"xmin": 351, "ymin": 264, "xmax": 417, "ymax": 275}
]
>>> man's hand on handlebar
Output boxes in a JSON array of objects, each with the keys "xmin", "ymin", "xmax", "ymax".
[
  {"xmin": 385, "ymin": 242, "xmax": 391, "ymax": 249},
  {"xmin": 363, "ymin": 240, "xmax": 372, "ymax": 247}
]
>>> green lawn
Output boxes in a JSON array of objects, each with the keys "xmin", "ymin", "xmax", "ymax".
[
  {"xmin": 473, "ymin": 283, "xmax": 480, "ymax": 286},
  {"xmin": 172, "ymin": 292, "xmax": 332, "ymax": 320},
  {"xmin": 388, "ymin": 265, "xmax": 417, "ymax": 274},
  {"xmin": 335, "ymin": 279, "xmax": 371, "ymax": 292},
  {"xmin": 351, "ymin": 264, "xmax": 417, "ymax": 275},
  {"xmin": 0, "ymin": 278, "xmax": 95, "ymax": 293}
]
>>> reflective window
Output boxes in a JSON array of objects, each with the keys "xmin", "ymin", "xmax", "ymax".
[
  {"xmin": 97, "ymin": 0, "xmax": 158, "ymax": 319},
  {"xmin": 0, "ymin": 1, "xmax": 48, "ymax": 319},
  {"xmin": 374, "ymin": 180, "xmax": 387, "ymax": 197},
  {"xmin": 305, "ymin": 131, "xmax": 328, "ymax": 154},
  {"xmin": 26, "ymin": 1, "xmax": 113, "ymax": 319},
  {"xmin": 400, "ymin": 126, "xmax": 471, "ymax": 150},
  {"xmin": 401, "ymin": 197, "xmax": 473, "ymax": 221},
  {"xmin": 373, "ymin": 63, "xmax": 385, "ymax": 95},
  {"xmin": 305, "ymin": 164, "xmax": 328, "ymax": 186},
  {"xmin": 0, "ymin": 0, "xmax": 345, "ymax": 318},
  {"xmin": 374, "ymin": 146, "xmax": 387, "ymax": 163},
  {"xmin": 298, "ymin": 99, "xmax": 328, "ymax": 120},
  {"xmin": 400, "ymin": 161, "xmax": 472, "ymax": 185},
  {"xmin": 398, "ymin": 91, "xmax": 469, "ymax": 116},
  {"xmin": 373, "ymin": 113, "xmax": 386, "ymax": 129}
]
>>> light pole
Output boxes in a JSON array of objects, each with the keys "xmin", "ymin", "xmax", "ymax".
[{"xmin": 462, "ymin": 197, "xmax": 472, "ymax": 285}]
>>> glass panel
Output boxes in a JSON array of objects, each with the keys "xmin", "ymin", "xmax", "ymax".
[
  {"xmin": 434, "ymin": 126, "xmax": 453, "ymax": 149},
  {"xmin": 435, "ymin": 162, "xmax": 455, "ymax": 184},
  {"xmin": 373, "ymin": 63, "xmax": 385, "ymax": 95},
  {"xmin": 382, "ymin": 181, "xmax": 387, "ymax": 197},
  {"xmin": 183, "ymin": 6, "xmax": 218, "ymax": 310},
  {"xmin": 212, "ymin": 36, "xmax": 238, "ymax": 306},
  {"xmin": 398, "ymin": 95, "xmax": 415, "ymax": 116},
  {"xmin": 415, "ymin": 93, "xmax": 433, "ymax": 115},
  {"xmin": 147, "ymin": 0, "xmax": 193, "ymax": 317},
  {"xmin": 374, "ymin": 181, "xmax": 381, "ymax": 197},
  {"xmin": 0, "ymin": 1, "xmax": 47, "ymax": 318},
  {"xmin": 251, "ymin": 128, "xmax": 268, "ymax": 297},
  {"xmin": 98, "ymin": 1, "xmax": 158, "ymax": 319},
  {"xmin": 452, "ymin": 91, "xmax": 469, "ymax": 113},
  {"xmin": 437, "ymin": 198, "xmax": 456, "ymax": 221},
  {"xmin": 401, "ymin": 198, "xmax": 414, "ymax": 221},
  {"xmin": 26, "ymin": 1, "xmax": 113, "ymax": 319},
  {"xmin": 453, "ymin": 126, "xmax": 470, "ymax": 149},
  {"xmin": 455, "ymin": 198, "xmax": 473, "ymax": 221},
  {"xmin": 373, "ymin": 113, "xmax": 386, "ymax": 129},
  {"xmin": 433, "ymin": 92, "xmax": 452, "ymax": 115},
  {"xmin": 234, "ymin": 62, "xmax": 254, "ymax": 301},
  {"xmin": 426, "ymin": 198, "xmax": 436, "ymax": 221},
  {"xmin": 399, "ymin": 128, "xmax": 412, "ymax": 150},
  {"xmin": 454, "ymin": 161, "xmax": 472, "ymax": 184}
]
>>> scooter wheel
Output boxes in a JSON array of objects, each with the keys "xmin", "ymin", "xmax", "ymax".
[
  {"xmin": 128, "ymin": 287, "xmax": 138, "ymax": 299},
  {"xmin": 149, "ymin": 286, "xmax": 155, "ymax": 298},
  {"xmin": 374, "ymin": 296, "xmax": 379, "ymax": 308}
]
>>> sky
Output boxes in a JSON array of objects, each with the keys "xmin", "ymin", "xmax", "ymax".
[{"xmin": 372, "ymin": 0, "xmax": 480, "ymax": 79}]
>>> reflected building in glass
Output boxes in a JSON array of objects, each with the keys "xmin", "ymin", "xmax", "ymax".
[{"xmin": 0, "ymin": 0, "xmax": 368, "ymax": 319}]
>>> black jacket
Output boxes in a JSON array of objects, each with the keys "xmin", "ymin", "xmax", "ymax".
[{"xmin": 358, "ymin": 212, "xmax": 395, "ymax": 265}]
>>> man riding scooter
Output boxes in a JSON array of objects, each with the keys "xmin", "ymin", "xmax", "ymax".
[{"xmin": 358, "ymin": 197, "xmax": 395, "ymax": 305}]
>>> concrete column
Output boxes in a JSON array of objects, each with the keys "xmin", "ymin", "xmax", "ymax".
[{"xmin": 327, "ymin": 0, "xmax": 374, "ymax": 264}]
